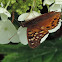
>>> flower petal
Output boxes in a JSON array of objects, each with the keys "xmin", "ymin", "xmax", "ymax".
[
  {"xmin": 18, "ymin": 11, "xmax": 41, "ymax": 21},
  {"xmin": 0, "ymin": 7, "xmax": 3, "ymax": 13},
  {"xmin": 0, "ymin": 20, "xmax": 20, "ymax": 44},
  {"xmin": 17, "ymin": 26, "xmax": 28, "ymax": 45},
  {"xmin": 43, "ymin": 0, "xmax": 54, "ymax": 5},
  {"xmin": 0, "ymin": 7, "xmax": 11, "ymax": 17},
  {"xmin": 18, "ymin": 13, "xmax": 29, "ymax": 21},
  {"xmin": 49, "ymin": 4, "xmax": 61, "ymax": 12},
  {"xmin": 55, "ymin": 0, "xmax": 62, "ymax": 4},
  {"xmin": 1, "ymin": 2, "xmax": 4, "ymax": 7},
  {"xmin": 25, "ymin": 11, "xmax": 41, "ymax": 21},
  {"xmin": 0, "ymin": 13, "xmax": 8, "ymax": 21},
  {"xmin": 40, "ymin": 33, "xmax": 49, "ymax": 43}
]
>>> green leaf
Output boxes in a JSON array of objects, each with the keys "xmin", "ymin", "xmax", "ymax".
[
  {"xmin": 42, "ymin": 52, "xmax": 55, "ymax": 62},
  {"xmin": 31, "ymin": 56, "xmax": 42, "ymax": 62},
  {"xmin": 51, "ymin": 51, "xmax": 62, "ymax": 62},
  {"xmin": 2, "ymin": 53, "xmax": 21, "ymax": 62}
]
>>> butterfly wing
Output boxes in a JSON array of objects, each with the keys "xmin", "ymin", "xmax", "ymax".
[
  {"xmin": 27, "ymin": 27, "xmax": 49, "ymax": 48},
  {"xmin": 21, "ymin": 11, "xmax": 61, "ymax": 48},
  {"xmin": 22, "ymin": 11, "xmax": 61, "ymax": 31}
]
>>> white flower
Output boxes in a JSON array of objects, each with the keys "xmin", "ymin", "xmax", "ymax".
[
  {"xmin": 18, "ymin": 11, "xmax": 41, "ymax": 21},
  {"xmin": 17, "ymin": 26, "xmax": 49, "ymax": 45},
  {"xmin": 43, "ymin": 0, "xmax": 62, "ymax": 12},
  {"xmin": 0, "ymin": 2, "xmax": 4, "ymax": 7},
  {"xmin": 0, "ymin": 20, "xmax": 20, "ymax": 44},
  {"xmin": 17, "ymin": 26, "xmax": 28, "ymax": 45},
  {"xmin": 0, "ymin": 2, "xmax": 11, "ymax": 21},
  {"xmin": 0, "ymin": 7, "xmax": 11, "ymax": 21},
  {"xmin": 43, "ymin": 0, "xmax": 54, "ymax": 5},
  {"xmin": 49, "ymin": 4, "xmax": 61, "ymax": 12},
  {"xmin": 55, "ymin": 0, "xmax": 62, "ymax": 4},
  {"xmin": 0, "ymin": 7, "xmax": 11, "ymax": 17}
]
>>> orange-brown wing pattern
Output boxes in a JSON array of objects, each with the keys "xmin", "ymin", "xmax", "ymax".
[
  {"xmin": 27, "ymin": 27, "xmax": 48, "ymax": 48},
  {"xmin": 21, "ymin": 11, "xmax": 61, "ymax": 48},
  {"xmin": 22, "ymin": 11, "xmax": 61, "ymax": 31}
]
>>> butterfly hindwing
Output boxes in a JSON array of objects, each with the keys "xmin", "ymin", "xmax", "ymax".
[{"xmin": 27, "ymin": 27, "xmax": 49, "ymax": 48}]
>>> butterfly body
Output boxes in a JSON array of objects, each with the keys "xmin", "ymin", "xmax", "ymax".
[{"xmin": 22, "ymin": 11, "xmax": 61, "ymax": 48}]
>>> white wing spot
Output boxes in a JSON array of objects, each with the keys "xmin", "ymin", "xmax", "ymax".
[
  {"xmin": 40, "ymin": 34, "xmax": 42, "ymax": 36},
  {"xmin": 36, "ymin": 36, "xmax": 39, "ymax": 39}
]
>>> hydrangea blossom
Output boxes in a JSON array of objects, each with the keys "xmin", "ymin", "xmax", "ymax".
[
  {"xmin": 43, "ymin": 0, "xmax": 62, "ymax": 12},
  {"xmin": 18, "ymin": 11, "xmax": 41, "ymax": 21},
  {"xmin": 0, "ymin": 20, "xmax": 20, "ymax": 44}
]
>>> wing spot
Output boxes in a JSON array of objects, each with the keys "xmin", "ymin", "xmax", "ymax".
[
  {"xmin": 39, "ymin": 31, "xmax": 44, "ymax": 33},
  {"xmin": 41, "ymin": 26, "xmax": 44, "ymax": 29},
  {"xmin": 29, "ymin": 39, "xmax": 31, "ymax": 41},
  {"xmin": 40, "ymin": 34, "xmax": 42, "ymax": 36},
  {"xmin": 28, "ymin": 36, "xmax": 33, "ymax": 39},
  {"xmin": 52, "ymin": 24, "xmax": 54, "ymax": 26},
  {"xmin": 36, "ymin": 36, "xmax": 39, "ymax": 39},
  {"xmin": 54, "ymin": 18, "xmax": 57, "ymax": 20},
  {"xmin": 44, "ymin": 32, "xmax": 47, "ymax": 34},
  {"xmin": 35, "ymin": 33, "xmax": 38, "ymax": 35},
  {"xmin": 31, "ymin": 38, "xmax": 34, "ymax": 41},
  {"xmin": 51, "ymin": 21, "xmax": 54, "ymax": 24},
  {"xmin": 46, "ymin": 26, "xmax": 50, "ymax": 28},
  {"xmin": 33, "ymin": 37, "xmax": 35, "ymax": 39},
  {"xmin": 31, "ymin": 43, "xmax": 34, "ymax": 45},
  {"xmin": 35, "ymin": 39, "xmax": 37, "ymax": 41},
  {"xmin": 28, "ymin": 32, "xmax": 33, "ymax": 34},
  {"xmin": 34, "ymin": 35, "xmax": 36, "ymax": 36}
]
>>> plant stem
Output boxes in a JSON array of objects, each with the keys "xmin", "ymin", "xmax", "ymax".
[
  {"xmin": 30, "ymin": 0, "xmax": 36, "ymax": 12},
  {"xmin": 5, "ymin": 0, "xmax": 10, "ymax": 9},
  {"xmin": 11, "ymin": 11, "xmax": 14, "ymax": 23}
]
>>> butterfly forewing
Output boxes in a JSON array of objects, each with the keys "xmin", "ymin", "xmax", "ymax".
[{"xmin": 22, "ymin": 12, "xmax": 61, "ymax": 31}]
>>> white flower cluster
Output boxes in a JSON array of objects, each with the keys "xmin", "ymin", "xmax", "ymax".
[
  {"xmin": 43, "ymin": 0, "xmax": 62, "ymax": 12},
  {"xmin": 0, "ymin": 5, "xmax": 20, "ymax": 44}
]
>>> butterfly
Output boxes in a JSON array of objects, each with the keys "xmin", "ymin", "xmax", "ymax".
[{"xmin": 21, "ymin": 11, "xmax": 61, "ymax": 48}]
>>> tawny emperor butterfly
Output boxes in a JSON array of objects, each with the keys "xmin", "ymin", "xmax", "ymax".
[{"xmin": 21, "ymin": 11, "xmax": 61, "ymax": 48}]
